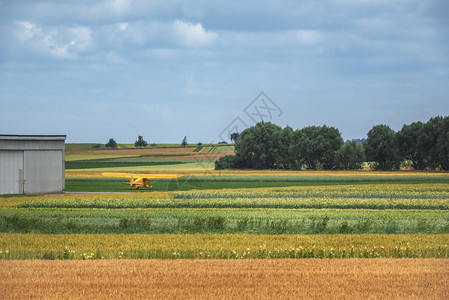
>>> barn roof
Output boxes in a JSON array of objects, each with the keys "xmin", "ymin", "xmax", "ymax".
[{"xmin": 0, "ymin": 135, "xmax": 66, "ymax": 141}]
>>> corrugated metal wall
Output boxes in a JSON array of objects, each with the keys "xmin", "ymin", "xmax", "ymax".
[
  {"xmin": 24, "ymin": 151, "xmax": 64, "ymax": 194},
  {"xmin": 0, "ymin": 151, "xmax": 24, "ymax": 194},
  {"xmin": 0, "ymin": 135, "xmax": 66, "ymax": 195}
]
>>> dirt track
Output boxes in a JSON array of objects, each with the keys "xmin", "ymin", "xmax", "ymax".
[{"xmin": 2, "ymin": 259, "xmax": 448, "ymax": 299}]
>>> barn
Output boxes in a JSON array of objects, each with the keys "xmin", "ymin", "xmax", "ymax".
[{"xmin": 0, "ymin": 135, "xmax": 66, "ymax": 195}]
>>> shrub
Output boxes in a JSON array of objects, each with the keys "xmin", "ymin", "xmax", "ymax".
[{"xmin": 215, "ymin": 155, "xmax": 237, "ymax": 170}]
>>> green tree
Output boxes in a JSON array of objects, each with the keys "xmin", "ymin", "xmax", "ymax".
[
  {"xmin": 213, "ymin": 116, "xmax": 449, "ymax": 171},
  {"xmin": 436, "ymin": 116, "xmax": 449, "ymax": 170},
  {"xmin": 230, "ymin": 132, "xmax": 240, "ymax": 142},
  {"xmin": 335, "ymin": 140, "xmax": 365, "ymax": 170},
  {"xmin": 365, "ymin": 124, "xmax": 401, "ymax": 170},
  {"xmin": 234, "ymin": 121, "xmax": 282, "ymax": 169},
  {"xmin": 215, "ymin": 155, "xmax": 236, "ymax": 170},
  {"xmin": 105, "ymin": 138, "xmax": 118, "ymax": 149},
  {"xmin": 182, "ymin": 136, "xmax": 188, "ymax": 148},
  {"xmin": 274, "ymin": 126, "xmax": 297, "ymax": 170},
  {"xmin": 396, "ymin": 121, "xmax": 427, "ymax": 170},
  {"xmin": 423, "ymin": 116, "xmax": 449, "ymax": 170},
  {"xmin": 289, "ymin": 129, "xmax": 305, "ymax": 170},
  {"xmin": 134, "ymin": 135, "xmax": 148, "ymax": 148},
  {"xmin": 294, "ymin": 125, "xmax": 343, "ymax": 170}
]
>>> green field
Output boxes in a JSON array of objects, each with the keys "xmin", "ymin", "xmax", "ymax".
[
  {"xmin": 3, "ymin": 183, "xmax": 449, "ymax": 235},
  {"xmin": 1, "ymin": 146, "xmax": 448, "ymax": 259},
  {"xmin": 65, "ymin": 143, "xmax": 233, "ymax": 171},
  {"xmin": 2, "ymin": 206, "xmax": 448, "ymax": 235},
  {"xmin": 65, "ymin": 175, "xmax": 449, "ymax": 192}
]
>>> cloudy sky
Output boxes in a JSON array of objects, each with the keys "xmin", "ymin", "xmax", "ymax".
[{"xmin": 1, "ymin": 0, "xmax": 448, "ymax": 143}]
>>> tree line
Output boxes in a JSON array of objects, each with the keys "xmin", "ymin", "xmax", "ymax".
[{"xmin": 215, "ymin": 115, "xmax": 449, "ymax": 171}]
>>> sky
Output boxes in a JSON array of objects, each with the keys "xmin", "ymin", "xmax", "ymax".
[{"xmin": 1, "ymin": 0, "xmax": 448, "ymax": 143}]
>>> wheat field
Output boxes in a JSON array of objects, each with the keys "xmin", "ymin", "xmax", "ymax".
[{"xmin": 1, "ymin": 259, "xmax": 448, "ymax": 299}]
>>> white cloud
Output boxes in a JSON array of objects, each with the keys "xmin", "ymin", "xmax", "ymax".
[
  {"xmin": 14, "ymin": 21, "xmax": 95, "ymax": 59},
  {"xmin": 172, "ymin": 20, "xmax": 217, "ymax": 47},
  {"xmin": 68, "ymin": 27, "xmax": 95, "ymax": 52},
  {"xmin": 15, "ymin": 21, "xmax": 40, "ymax": 41},
  {"xmin": 101, "ymin": 21, "xmax": 169, "ymax": 47}
]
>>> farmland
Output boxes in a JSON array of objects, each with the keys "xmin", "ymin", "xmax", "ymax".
[
  {"xmin": 1, "ymin": 144, "xmax": 449, "ymax": 297},
  {"xmin": 1, "ymin": 183, "xmax": 449, "ymax": 259},
  {"xmin": 4, "ymin": 184, "xmax": 449, "ymax": 237}
]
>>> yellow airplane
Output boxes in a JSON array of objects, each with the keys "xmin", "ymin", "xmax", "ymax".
[{"xmin": 101, "ymin": 173, "xmax": 183, "ymax": 190}]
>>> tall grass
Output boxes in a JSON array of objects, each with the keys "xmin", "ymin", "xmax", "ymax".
[{"xmin": 1, "ymin": 208, "xmax": 448, "ymax": 234}]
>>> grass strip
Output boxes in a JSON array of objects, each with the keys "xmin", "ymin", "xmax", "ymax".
[
  {"xmin": 64, "ymin": 179, "xmax": 449, "ymax": 192},
  {"xmin": 1, "ymin": 208, "xmax": 448, "ymax": 234}
]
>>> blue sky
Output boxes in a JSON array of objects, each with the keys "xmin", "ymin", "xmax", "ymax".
[{"xmin": 1, "ymin": 0, "xmax": 448, "ymax": 143}]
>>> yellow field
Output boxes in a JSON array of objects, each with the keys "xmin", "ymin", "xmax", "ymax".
[
  {"xmin": 1, "ymin": 233, "xmax": 447, "ymax": 252},
  {"xmin": 2, "ymin": 259, "xmax": 448, "ymax": 299}
]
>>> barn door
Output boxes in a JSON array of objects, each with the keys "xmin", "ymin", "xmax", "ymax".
[
  {"xmin": 24, "ymin": 150, "xmax": 63, "ymax": 194},
  {"xmin": 0, "ymin": 151, "xmax": 24, "ymax": 194}
]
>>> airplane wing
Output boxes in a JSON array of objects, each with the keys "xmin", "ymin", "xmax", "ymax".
[{"xmin": 101, "ymin": 173, "xmax": 183, "ymax": 179}]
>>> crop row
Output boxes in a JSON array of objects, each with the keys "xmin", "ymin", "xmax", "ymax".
[
  {"xmin": 174, "ymin": 183, "xmax": 449, "ymax": 199},
  {"xmin": 1, "ymin": 245, "xmax": 448, "ymax": 260},
  {"xmin": 3, "ymin": 233, "xmax": 447, "ymax": 250},
  {"xmin": 16, "ymin": 197, "xmax": 449, "ymax": 210},
  {"xmin": 2, "ymin": 233, "xmax": 448, "ymax": 259},
  {"xmin": 1, "ymin": 209, "xmax": 448, "ymax": 234},
  {"xmin": 176, "ymin": 175, "xmax": 449, "ymax": 182}
]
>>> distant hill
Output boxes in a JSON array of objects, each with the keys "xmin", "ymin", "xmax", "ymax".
[{"xmin": 65, "ymin": 143, "xmax": 232, "ymax": 152}]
